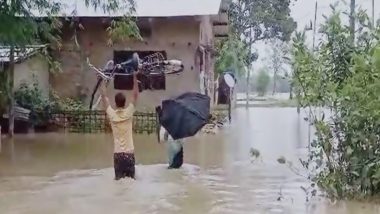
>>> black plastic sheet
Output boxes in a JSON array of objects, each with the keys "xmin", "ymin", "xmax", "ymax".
[{"xmin": 156, "ymin": 92, "xmax": 210, "ymax": 140}]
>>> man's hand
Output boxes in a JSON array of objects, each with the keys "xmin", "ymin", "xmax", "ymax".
[{"xmin": 100, "ymin": 82, "xmax": 107, "ymax": 96}]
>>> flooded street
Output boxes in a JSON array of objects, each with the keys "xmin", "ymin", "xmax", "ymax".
[{"xmin": 0, "ymin": 108, "xmax": 379, "ymax": 214}]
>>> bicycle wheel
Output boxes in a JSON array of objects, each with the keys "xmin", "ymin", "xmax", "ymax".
[{"xmin": 163, "ymin": 60, "xmax": 184, "ymax": 75}]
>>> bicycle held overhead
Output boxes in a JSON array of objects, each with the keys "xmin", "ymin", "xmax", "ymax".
[
  {"xmin": 87, "ymin": 52, "xmax": 184, "ymax": 81},
  {"xmin": 88, "ymin": 52, "xmax": 184, "ymax": 110}
]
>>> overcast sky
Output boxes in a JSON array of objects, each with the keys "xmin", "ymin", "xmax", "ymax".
[{"xmin": 251, "ymin": 0, "xmax": 379, "ymax": 73}]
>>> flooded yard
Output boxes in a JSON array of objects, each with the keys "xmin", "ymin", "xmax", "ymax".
[{"xmin": 0, "ymin": 108, "xmax": 379, "ymax": 214}]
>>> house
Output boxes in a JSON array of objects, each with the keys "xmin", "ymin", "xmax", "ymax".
[
  {"xmin": 0, "ymin": 46, "xmax": 50, "ymax": 98},
  {"xmin": 46, "ymin": 0, "xmax": 229, "ymax": 111}
]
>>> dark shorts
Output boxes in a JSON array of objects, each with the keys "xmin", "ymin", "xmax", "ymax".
[{"xmin": 114, "ymin": 153, "xmax": 135, "ymax": 180}]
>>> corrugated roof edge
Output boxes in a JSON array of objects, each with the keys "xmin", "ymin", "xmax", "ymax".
[{"xmin": 0, "ymin": 45, "xmax": 47, "ymax": 63}]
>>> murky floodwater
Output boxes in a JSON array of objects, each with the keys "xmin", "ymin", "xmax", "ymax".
[{"xmin": 0, "ymin": 108, "xmax": 379, "ymax": 214}]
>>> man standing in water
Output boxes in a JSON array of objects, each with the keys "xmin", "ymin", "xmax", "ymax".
[{"xmin": 100, "ymin": 71, "xmax": 139, "ymax": 180}]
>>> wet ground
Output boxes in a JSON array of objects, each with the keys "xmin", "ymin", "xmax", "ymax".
[{"xmin": 0, "ymin": 108, "xmax": 379, "ymax": 214}]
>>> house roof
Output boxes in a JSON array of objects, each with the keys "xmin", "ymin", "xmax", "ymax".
[
  {"xmin": 0, "ymin": 45, "xmax": 46, "ymax": 63},
  {"xmin": 36, "ymin": 0, "xmax": 223, "ymax": 17}
]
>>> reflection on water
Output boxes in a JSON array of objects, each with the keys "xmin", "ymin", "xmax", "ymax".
[{"xmin": 0, "ymin": 108, "xmax": 379, "ymax": 214}]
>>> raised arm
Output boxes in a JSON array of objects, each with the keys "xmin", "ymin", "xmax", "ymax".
[
  {"xmin": 100, "ymin": 81, "xmax": 110, "ymax": 110},
  {"xmin": 131, "ymin": 70, "xmax": 139, "ymax": 106}
]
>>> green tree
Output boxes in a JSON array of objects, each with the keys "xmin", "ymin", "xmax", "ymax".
[
  {"xmin": 265, "ymin": 38, "xmax": 290, "ymax": 95},
  {"xmin": 215, "ymin": 34, "xmax": 248, "ymax": 76},
  {"xmin": 256, "ymin": 68, "xmax": 270, "ymax": 96},
  {"xmin": 228, "ymin": 0, "xmax": 297, "ymax": 106},
  {"xmin": 0, "ymin": 0, "xmax": 137, "ymax": 136},
  {"xmin": 292, "ymin": 5, "xmax": 380, "ymax": 199}
]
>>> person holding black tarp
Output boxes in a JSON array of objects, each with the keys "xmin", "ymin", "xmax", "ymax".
[
  {"xmin": 156, "ymin": 92, "xmax": 210, "ymax": 169},
  {"xmin": 159, "ymin": 124, "xmax": 184, "ymax": 169}
]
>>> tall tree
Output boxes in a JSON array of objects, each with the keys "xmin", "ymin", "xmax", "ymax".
[
  {"xmin": 215, "ymin": 34, "xmax": 248, "ymax": 76},
  {"xmin": 228, "ymin": 0, "xmax": 297, "ymax": 107},
  {"xmin": 0, "ymin": 0, "xmax": 61, "ymax": 137},
  {"xmin": 265, "ymin": 39, "xmax": 290, "ymax": 95},
  {"xmin": 0, "ymin": 0, "xmax": 136, "ymax": 136},
  {"xmin": 255, "ymin": 67, "xmax": 270, "ymax": 97}
]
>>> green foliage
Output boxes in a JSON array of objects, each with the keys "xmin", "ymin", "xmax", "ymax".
[
  {"xmin": 265, "ymin": 39, "xmax": 291, "ymax": 94},
  {"xmin": 14, "ymin": 80, "xmax": 85, "ymax": 126},
  {"xmin": 0, "ymin": 0, "xmax": 61, "ymax": 46},
  {"xmin": 15, "ymin": 81, "xmax": 52, "ymax": 126},
  {"xmin": 107, "ymin": 17, "xmax": 142, "ymax": 45},
  {"xmin": 0, "ymin": 0, "xmax": 138, "ymax": 68},
  {"xmin": 212, "ymin": 0, "xmax": 297, "ymax": 94},
  {"xmin": 215, "ymin": 34, "xmax": 248, "ymax": 76},
  {"xmin": 292, "ymin": 6, "xmax": 380, "ymax": 199},
  {"xmin": 15, "ymin": 82, "xmax": 47, "ymax": 111},
  {"xmin": 50, "ymin": 91, "xmax": 85, "ymax": 111},
  {"xmin": 227, "ymin": 0, "xmax": 296, "ymax": 100},
  {"xmin": 266, "ymin": 39, "xmax": 290, "ymax": 73},
  {"xmin": 229, "ymin": 0, "xmax": 296, "ymax": 42},
  {"xmin": 0, "ymin": 0, "xmax": 138, "ymax": 133},
  {"xmin": 256, "ymin": 68, "xmax": 270, "ymax": 96},
  {"xmin": 228, "ymin": 0, "xmax": 297, "ymax": 64}
]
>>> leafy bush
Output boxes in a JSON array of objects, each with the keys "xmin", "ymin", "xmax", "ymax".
[
  {"xmin": 15, "ymin": 82, "xmax": 51, "ymax": 126},
  {"xmin": 14, "ymin": 81, "xmax": 85, "ymax": 126},
  {"xmin": 215, "ymin": 34, "xmax": 248, "ymax": 76},
  {"xmin": 256, "ymin": 68, "xmax": 270, "ymax": 96},
  {"xmin": 49, "ymin": 90, "xmax": 84, "ymax": 111},
  {"xmin": 292, "ymin": 7, "xmax": 380, "ymax": 199}
]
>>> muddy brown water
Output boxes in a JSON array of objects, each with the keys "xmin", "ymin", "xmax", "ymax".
[{"xmin": 0, "ymin": 108, "xmax": 379, "ymax": 214}]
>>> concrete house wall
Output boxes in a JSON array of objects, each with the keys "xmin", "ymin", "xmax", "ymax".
[
  {"xmin": 14, "ymin": 55, "xmax": 49, "ymax": 97},
  {"xmin": 51, "ymin": 16, "xmax": 216, "ymax": 111}
]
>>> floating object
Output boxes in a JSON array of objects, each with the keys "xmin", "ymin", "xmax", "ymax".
[
  {"xmin": 277, "ymin": 156, "xmax": 287, "ymax": 164},
  {"xmin": 250, "ymin": 148, "xmax": 261, "ymax": 158}
]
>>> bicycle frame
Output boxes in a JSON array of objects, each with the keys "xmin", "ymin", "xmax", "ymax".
[{"xmin": 88, "ymin": 52, "xmax": 184, "ymax": 110}]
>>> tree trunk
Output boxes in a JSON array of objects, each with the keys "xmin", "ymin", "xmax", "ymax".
[
  {"xmin": 246, "ymin": 32, "xmax": 253, "ymax": 108},
  {"xmin": 372, "ymin": 0, "xmax": 375, "ymax": 27},
  {"xmin": 7, "ymin": 47, "xmax": 15, "ymax": 137},
  {"xmin": 214, "ymin": 74, "xmax": 219, "ymax": 105},
  {"xmin": 297, "ymin": 103, "xmax": 300, "ymax": 114},
  {"xmin": 312, "ymin": 1, "xmax": 318, "ymax": 50},
  {"xmin": 272, "ymin": 70, "xmax": 277, "ymax": 95},
  {"xmin": 246, "ymin": 65, "xmax": 250, "ymax": 108},
  {"xmin": 289, "ymin": 83, "xmax": 293, "ymax": 100},
  {"xmin": 350, "ymin": 0, "xmax": 356, "ymax": 42},
  {"xmin": 295, "ymin": 87, "xmax": 300, "ymax": 114},
  {"xmin": 228, "ymin": 88, "xmax": 232, "ymax": 123}
]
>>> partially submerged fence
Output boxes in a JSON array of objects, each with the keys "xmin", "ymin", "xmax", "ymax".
[
  {"xmin": 46, "ymin": 109, "xmax": 228, "ymax": 134},
  {"xmin": 51, "ymin": 110, "xmax": 158, "ymax": 134}
]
